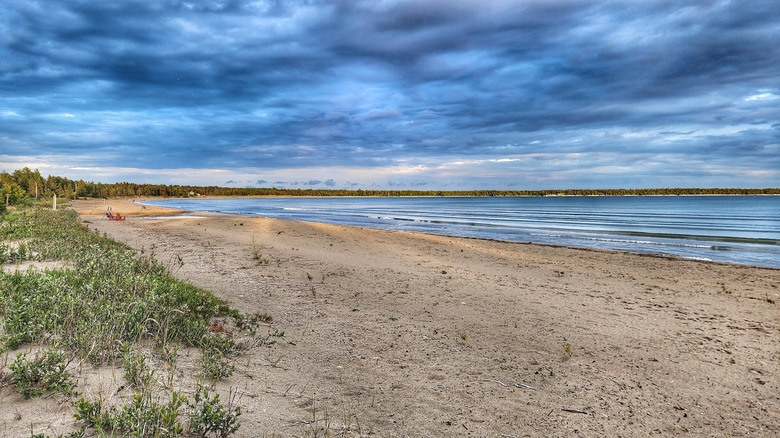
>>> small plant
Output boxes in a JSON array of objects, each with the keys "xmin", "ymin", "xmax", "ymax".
[
  {"xmin": 73, "ymin": 397, "xmax": 111, "ymax": 431},
  {"xmin": 116, "ymin": 391, "xmax": 186, "ymax": 436},
  {"xmin": 74, "ymin": 392, "xmax": 187, "ymax": 436},
  {"xmin": 268, "ymin": 353, "xmax": 286, "ymax": 367},
  {"xmin": 563, "ymin": 343, "xmax": 573, "ymax": 356},
  {"xmin": 202, "ymin": 349, "xmax": 235, "ymax": 380},
  {"xmin": 200, "ymin": 332, "xmax": 238, "ymax": 380},
  {"xmin": 169, "ymin": 253, "xmax": 185, "ymax": 272},
  {"xmin": 251, "ymin": 242, "xmax": 269, "ymax": 265},
  {"xmin": 29, "ymin": 427, "xmax": 87, "ymax": 438},
  {"xmin": 190, "ymin": 389, "xmax": 241, "ymax": 437},
  {"xmin": 236, "ymin": 312, "xmax": 273, "ymax": 336},
  {"xmin": 201, "ymin": 333, "xmax": 239, "ymax": 356},
  {"xmin": 157, "ymin": 344, "xmax": 180, "ymax": 388},
  {"xmin": 9, "ymin": 349, "xmax": 77, "ymax": 399},
  {"xmin": 306, "ymin": 397, "xmax": 332, "ymax": 437},
  {"xmin": 459, "ymin": 332, "xmax": 468, "ymax": 341},
  {"xmin": 122, "ymin": 346, "xmax": 156, "ymax": 389},
  {"xmin": 255, "ymin": 313, "xmax": 273, "ymax": 323},
  {"xmin": 441, "ymin": 270, "xmax": 447, "ymax": 275},
  {"xmin": 388, "ymin": 313, "xmax": 398, "ymax": 321}
]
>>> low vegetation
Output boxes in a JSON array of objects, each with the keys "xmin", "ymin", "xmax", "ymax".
[{"xmin": 0, "ymin": 203, "xmax": 266, "ymax": 436}]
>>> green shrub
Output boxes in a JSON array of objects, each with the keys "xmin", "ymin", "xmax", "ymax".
[
  {"xmin": 190, "ymin": 389, "xmax": 241, "ymax": 438},
  {"xmin": 201, "ymin": 349, "xmax": 235, "ymax": 380},
  {"xmin": 9, "ymin": 349, "xmax": 77, "ymax": 399}
]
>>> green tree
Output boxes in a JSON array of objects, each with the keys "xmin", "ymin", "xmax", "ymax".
[{"xmin": 3, "ymin": 183, "xmax": 27, "ymax": 205}]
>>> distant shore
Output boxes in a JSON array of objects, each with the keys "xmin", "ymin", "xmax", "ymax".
[{"xmin": 32, "ymin": 166, "xmax": 778, "ymax": 199}]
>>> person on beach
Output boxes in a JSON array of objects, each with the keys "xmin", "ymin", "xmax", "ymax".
[{"xmin": 106, "ymin": 206, "xmax": 112, "ymax": 219}]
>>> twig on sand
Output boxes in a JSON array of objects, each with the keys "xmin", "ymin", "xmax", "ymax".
[
  {"xmin": 234, "ymin": 388, "xmax": 257, "ymax": 398},
  {"xmin": 500, "ymin": 434, "xmax": 518, "ymax": 438},
  {"xmin": 514, "ymin": 383, "xmax": 537, "ymax": 390},
  {"xmin": 482, "ymin": 378, "xmax": 509, "ymax": 387},
  {"xmin": 561, "ymin": 408, "xmax": 589, "ymax": 415}
]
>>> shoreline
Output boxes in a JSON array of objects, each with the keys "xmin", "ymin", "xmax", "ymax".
[
  {"xmin": 120, "ymin": 197, "xmax": 780, "ymax": 271},
  {"xmin": 66, "ymin": 198, "xmax": 780, "ymax": 436}
]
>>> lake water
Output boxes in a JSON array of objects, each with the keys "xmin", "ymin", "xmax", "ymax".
[{"xmin": 143, "ymin": 196, "xmax": 780, "ymax": 268}]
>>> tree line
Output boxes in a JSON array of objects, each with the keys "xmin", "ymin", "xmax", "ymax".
[{"xmin": 2, "ymin": 167, "xmax": 778, "ymax": 208}]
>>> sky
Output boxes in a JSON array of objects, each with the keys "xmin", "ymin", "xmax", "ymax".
[{"xmin": 1, "ymin": 0, "xmax": 778, "ymax": 190}]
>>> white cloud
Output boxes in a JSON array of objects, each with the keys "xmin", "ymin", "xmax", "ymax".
[{"xmin": 744, "ymin": 92, "xmax": 779, "ymax": 102}]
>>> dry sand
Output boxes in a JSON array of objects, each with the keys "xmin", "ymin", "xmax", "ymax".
[{"xmin": 4, "ymin": 199, "xmax": 779, "ymax": 437}]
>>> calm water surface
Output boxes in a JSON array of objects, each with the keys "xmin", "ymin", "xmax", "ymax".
[{"xmin": 143, "ymin": 196, "xmax": 780, "ymax": 268}]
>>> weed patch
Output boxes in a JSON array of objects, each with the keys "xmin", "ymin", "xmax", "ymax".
[
  {"xmin": 8, "ymin": 349, "xmax": 77, "ymax": 399},
  {"xmin": 0, "ymin": 207, "xmax": 255, "ymax": 436}
]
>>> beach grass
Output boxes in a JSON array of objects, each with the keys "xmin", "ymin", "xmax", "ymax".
[{"xmin": 0, "ymin": 205, "xmax": 249, "ymax": 436}]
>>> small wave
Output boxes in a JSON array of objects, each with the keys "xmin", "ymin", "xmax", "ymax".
[
  {"xmin": 680, "ymin": 256, "xmax": 714, "ymax": 262},
  {"xmin": 392, "ymin": 217, "xmax": 422, "ymax": 222},
  {"xmin": 530, "ymin": 233, "xmax": 715, "ymax": 249},
  {"xmin": 219, "ymin": 210, "xmax": 257, "ymax": 215},
  {"xmin": 710, "ymin": 245, "xmax": 734, "ymax": 252}
]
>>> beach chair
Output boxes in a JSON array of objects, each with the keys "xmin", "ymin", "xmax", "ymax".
[{"xmin": 109, "ymin": 212, "xmax": 126, "ymax": 221}]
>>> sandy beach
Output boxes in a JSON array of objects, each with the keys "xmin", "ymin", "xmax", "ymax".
[{"xmin": 18, "ymin": 199, "xmax": 779, "ymax": 436}]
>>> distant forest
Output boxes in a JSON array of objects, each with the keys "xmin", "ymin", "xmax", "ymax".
[{"xmin": 2, "ymin": 168, "xmax": 778, "ymax": 206}]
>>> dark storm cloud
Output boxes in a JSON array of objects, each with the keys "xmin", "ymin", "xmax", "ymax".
[{"xmin": 1, "ymin": 0, "xmax": 778, "ymax": 187}]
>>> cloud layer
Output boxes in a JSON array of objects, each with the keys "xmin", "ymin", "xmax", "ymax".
[{"xmin": 1, "ymin": 0, "xmax": 778, "ymax": 188}]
